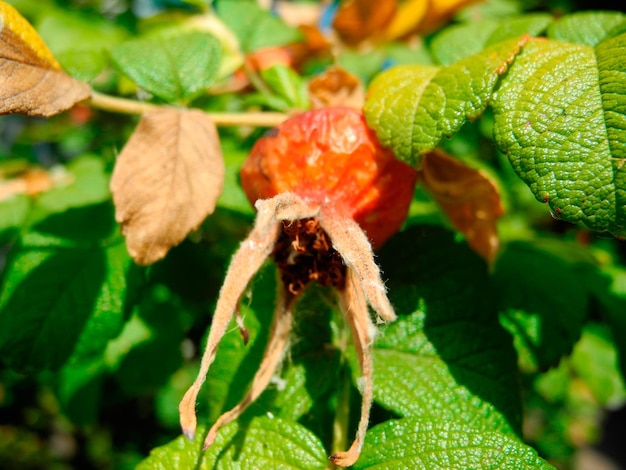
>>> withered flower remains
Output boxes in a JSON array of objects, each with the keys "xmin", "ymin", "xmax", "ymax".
[{"xmin": 179, "ymin": 107, "xmax": 417, "ymax": 466}]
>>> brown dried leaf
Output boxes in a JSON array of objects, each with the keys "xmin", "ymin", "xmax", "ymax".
[
  {"xmin": 111, "ymin": 108, "xmax": 225, "ymax": 265},
  {"xmin": 308, "ymin": 66, "xmax": 364, "ymax": 109},
  {"xmin": 420, "ymin": 149, "xmax": 503, "ymax": 263},
  {"xmin": 0, "ymin": 2, "xmax": 91, "ymax": 116},
  {"xmin": 332, "ymin": 0, "xmax": 397, "ymax": 46}
]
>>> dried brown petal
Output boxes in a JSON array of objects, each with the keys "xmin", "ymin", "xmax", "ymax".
[
  {"xmin": 332, "ymin": 0, "xmax": 397, "ymax": 46},
  {"xmin": 0, "ymin": 3, "xmax": 91, "ymax": 116},
  {"xmin": 111, "ymin": 108, "xmax": 224, "ymax": 265},
  {"xmin": 420, "ymin": 149, "xmax": 503, "ymax": 264}
]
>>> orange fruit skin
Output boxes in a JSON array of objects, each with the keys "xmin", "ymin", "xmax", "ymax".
[{"xmin": 240, "ymin": 106, "xmax": 418, "ymax": 248}]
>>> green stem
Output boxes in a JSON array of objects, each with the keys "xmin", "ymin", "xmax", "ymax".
[
  {"xmin": 330, "ymin": 308, "xmax": 352, "ymax": 469},
  {"xmin": 87, "ymin": 91, "xmax": 289, "ymax": 127}
]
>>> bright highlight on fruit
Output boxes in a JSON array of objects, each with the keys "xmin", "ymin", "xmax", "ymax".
[{"xmin": 179, "ymin": 106, "xmax": 417, "ymax": 466}]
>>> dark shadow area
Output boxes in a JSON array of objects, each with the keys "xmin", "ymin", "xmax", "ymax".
[{"xmin": 377, "ymin": 224, "xmax": 523, "ymax": 434}]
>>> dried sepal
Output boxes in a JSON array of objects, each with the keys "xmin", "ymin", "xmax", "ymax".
[
  {"xmin": 330, "ymin": 267, "xmax": 376, "ymax": 467},
  {"xmin": 318, "ymin": 209, "xmax": 396, "ymax": 323},
  {"xmin": 203, "ymin": 284, "xmax": 296, "ymax": 449},
  {"xmin": 179, "ymin": 198, "xmax": 282, "ymax": 440}
]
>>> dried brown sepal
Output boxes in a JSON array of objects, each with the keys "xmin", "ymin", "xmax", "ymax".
[
  {"xmin": 110, "ymin": 108, "xmax": 225, "ymax": 265},
  {"xmin": 318, "ymin": 210, "xmax": 396, "ymax": 323},
  {"xmin": 308, "ymin": 66, "xmax": 365, "ymax": 110},
  {"xmin": 420, "ymin": 149, "xmax": 503, "ymax": 264},
  {"xmin": 179, "ymin": 197, "xmax": 284, "ymax": 440},
  {"xmin": 330, "ymin": 267, "xmax": 376, "ymax": 467},
  {"xmin": 0, "ymin": 2, "xmax": 91, "ymax": 116},
  {"xmin": 203, "ymin": 285, "xmax": 296, "ymax": 450}
]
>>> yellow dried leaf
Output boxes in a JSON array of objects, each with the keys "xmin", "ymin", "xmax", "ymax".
[
  {"xmin": 308, "ymin": 66, "xmax": 364, "ymax": 109},
  {"xmin": 0, "ymin": 1, "xmax": 90, "ymax": 116},
  {"xmin": 416, "ymin": 0, "xmax": 483, "ymax": 35},
  {"xmin": 420, "ymin": 149, "xmax": 502, "ymax": 263},
  {"xmin": 111, "ymin": 109, "xmax": 225, "ymax": 265}
]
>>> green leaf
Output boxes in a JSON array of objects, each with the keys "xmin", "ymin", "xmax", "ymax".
[
  {"xmin": 547, "ymin": 11, "xmax": 626, "ymax": 47},
  {"xmin": 110, "ymin": 31, "xmax": 222, "ymax": 103},
  {"xmin": 0, "ymin": 195, "xmax": 29, "ymax": 241},
  {"xmin": 354, "ymin": 418, "xmax": 555, "ymax": 469},
  {"xmin": 0, "ymin": 203, "xmax": 135, "ymax": 371},
  {"xmin": 365, "ymin": 37, "xmax": 528, "ymax": 166},
  {"xmin": 494, "ymin": 240, "xmax": 592, "ymax": 372},
  {"xmin": 217, "ymin": 0, "xmax": 302, "ymax": 53},
  {"xmin": 260, "ymin": 65, "xmax": 309, "ymax": 111},
  {"xmin": 591, "ymin": 264, "xmax": 626, "ymax": 380},
  {"xmin": 492, "ymin": 34, "xmax": 626, "ymax": 236},
  {"xmin": 35, "ymin": 9, "xmax": 128, "ymax": 81},
  {"xmin": 138, "ymin": 417, "xmax": 327, "ymax": 469},
  {"xmin": 570, "ymin": 323, "xmax": 626, "ymax": 407},
  {"xmin": 32, "ymin": 155, "xmax": 110, "ymax": 218},
  {"xmin": 371, "ymin": 226, "xmax": 522, "ymax": 436},
  {"xmin": 431, "ymin": 14, "xmax": 552, "ymax": 66}
]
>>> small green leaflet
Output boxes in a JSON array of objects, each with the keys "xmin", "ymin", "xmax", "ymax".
[{"xmin": 110, "ymin": 30, "xmax": 221, "ymax": 103}]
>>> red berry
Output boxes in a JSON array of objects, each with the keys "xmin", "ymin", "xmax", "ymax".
[{"xmin": 240, "ymin": 106, "xmax": 417, "ymax": 248}]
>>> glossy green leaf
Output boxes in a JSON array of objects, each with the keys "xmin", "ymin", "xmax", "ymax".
[
  {"xmin": 431, "ymin": 14, "xmax": 551, "ymax": 66},
  {"xmin": 492, "ymin": 34, "xmax": 626, "ymax": 236},
  {"xmin": 354, "ymin": 418, "xmax": 555, "ymax": 469},
  {"xmin": 547, "ymin": 11, "xmax": 626, "ymax": 47},
  {"xmin": 495, "ymin": 240, "xmax": 593, "ymax": 372},
  {"xmin": 110, "ymin": 31, "xmax": 221, "ymax": 103},
  {"xmin": 0, "ymin": 195, "xmax": 29, "ymax": 241},
  {"xmin": 0, "ymin": 203, "xmax": 135, "ymax": 371},
  {"xmin": 138, "ymin": 417, "xmax": 327, "ymax": 469},
  {"xmin": 217, "ymin": 0, "xmax": 302, "ymax": 52},
  {"xmin": 371, "ymin": 226, "xmax": 522, "ymax": 436},
  {"xmin": 365, "ymin": 37, "xmax": 528, "ymax": 166}
]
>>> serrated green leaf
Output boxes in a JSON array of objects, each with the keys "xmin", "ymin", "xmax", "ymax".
[
  {"xmin": 354, "ymin": 418, "xmax": 555, "ymax": 470},
  {"xmin": 495, "ymin": 240, "xmax": 592, "ymax": 372},
  {"xmin": 0, "ymin": 203, "xmax": 135, "ymax": 371},
  {"xmin": 371, "ymin": 226, "xmax": 522, "ymax": 436},
  {"xmin": 365, "ymin": 37, "xmax": 528, "ymax": 166},
  {"xmin": 547, "ymin": 11, "xmax": 626, "ymax": 47},
  {"xmin": 217, "ymin": 0, "xmax": 302, "ymax": 53},
  {"xmin": 492, "ymin": 34, "xmax": 626, "ymax": 236},
  {"xmin": 138, "ymin": 417, "xmax": 327, "ymax": 469},
  {"xmin": 110, "ymin": 31, "xmax": 221, "ymax": 103},
  {"xmin": 431, "ymin": 14, "xmax": 551, "ymax": 66}
]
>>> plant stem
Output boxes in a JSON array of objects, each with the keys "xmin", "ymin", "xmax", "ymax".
[{"xmin": 87, "ymin": 91, "xmax": 289, "ymax": 127}]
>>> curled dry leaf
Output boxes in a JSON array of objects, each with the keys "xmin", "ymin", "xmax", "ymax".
[
  {"xmin": 420, "ymin": 149, "xmax": 503, "ymax": 263},
  {"xmin": 111, "ymin": 108, "xmax": 224, "ymax": 265},
  {"xmin": 0, "ymin": 2, "xmax": 91, "ymax": 116},
  {"xmin": 308, "ymin": 66, "xmax": 364, "ymax": 109}
]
